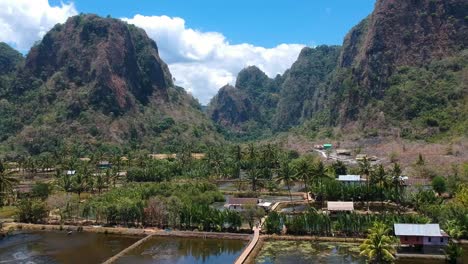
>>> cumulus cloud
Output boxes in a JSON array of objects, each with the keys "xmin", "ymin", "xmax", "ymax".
[
  {"xmin": 0, "ymin": 2, "xmax": 304, "ymax": 104},
  {"xmin": 122, "ymin": 15, "xmax": 305, "ymax": 104},
  {"xmin": 0, "ymin": 0, "xmax": 77, "ymax": 51}
]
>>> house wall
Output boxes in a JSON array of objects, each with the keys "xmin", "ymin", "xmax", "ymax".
[
  {"xmin": 423, "ymin": 236, "xmax": 448, "ymax": 246},
  {"xmin": 399, "ymin": 236, "xmax": 423, "ymax": 245}
]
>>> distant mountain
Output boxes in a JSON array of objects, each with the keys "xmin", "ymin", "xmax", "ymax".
[
  {"xmin": 209, "ymin": 0, "xmax": 468, "ymax": 140},
  {"xmin": 274, "ymin": 45, "xmax": 341, "ymax": 130},
  {"xmin": 331, "ymin": 0, "xmax": 468, "ymax": 123},
  {"xmin": 0, "ymin": 42, "xmax": 23, "ymax": 96},
  {"xmin": 0, "ymin": 14, "xmax": 221, "ymax": 156},
  {"xmin": 207, "ymin": 66, "xmax": 281, "ymax": 139}
]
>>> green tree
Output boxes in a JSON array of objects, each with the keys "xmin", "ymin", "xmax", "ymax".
[
  {"xmin": 293, "ymin": 158, "xmax": 312, "ymax": 193},
  {"xmin": 359, "ymin": 157, "xmax": 372, "ymax": 210},
  {"xmin": 445, "ymin": 241, "xmax": 463, "ymax": 264},
  {"xmin": 359, "ymin": 222, "xmax": 397, "ymax": 264},
  {"xmin": 265, "ymin": 211, "xmax": 282, "ymax": 234},
  {"xmin": 432, "ymin": 176, "xmax": 447, "ymax": 196},
  {"xmin": 373, "ymin": 164, "xmax": 389, "ymax": 207},
  {"xmin": 390, "ymin": 163, "xmax": 404, "ymax": 210},
  {"xmin": 241, "ymin": 204, "xmax": 265, "ymax": 229},
  {"xmin": 0, "ymin": 161, "xmax": 18, "ymax": 206},
  {"xmin": 276, "ymin": 159, "xmax": 296, "ymax": 201},
  {"xmin": 31, "ymin": 182, "xmax": 52, "ymax": 200},
  {"xmin": 16, "ymin": 198, "xmax": 49, "ymax": 223}
]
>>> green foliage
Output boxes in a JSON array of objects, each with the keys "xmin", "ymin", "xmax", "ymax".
[
  {"xmin": 31, "ymin": 182, "xmax": 52, "ymax": 200},
  {"xmin": 84, "ymin": 182, "xmax": 236, "ymax": 230},
  {"xmin": 359, "ymin": 222, "xmax": 397, "ymax": 264},
  {"xmin": 265, "ymin": 211, "xmax": 283, "ymax": 234},
  {"xmin": 383, "ymin": 51, "xmax": 468, "ymax": 139},
  {"xmin": 275, "ymin": 45, "xmax": 341, "ymax": 130},
  {"xmin": 432, "ymin": 176, "xmax": 447, "ymax": 195},
  {"xmin": 16, "ymin": 198, "xmax": 48, "ymax": 223}
]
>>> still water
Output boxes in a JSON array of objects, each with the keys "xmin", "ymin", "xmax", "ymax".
[
  {"xmin": 255, "ymin": 241, "xmax": 365, "ymax": 264},
  {"xmin": 255, "ymin": 241, "xmax": 468, "ymax": 264},
  {"xmin": 0, "ymin": 231, "xmax": 140, "ymax": 264},
  {"xmin": 116, "ymin": 236, "xmax": 247, "ymax": 264}
]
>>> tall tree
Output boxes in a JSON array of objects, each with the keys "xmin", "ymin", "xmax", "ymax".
[
  {"xmin": 360, "ymin": 222, "xmax": 397, "ymax": 264},
  {"xmin": 359, "ymin": 157, "xmax": 372, "ymax": 211},
  {"xmin": 0, "ymin": 161, "xmax": 18, "ymax": 206},
  {"xmin": 390, "ymin": 163, "xmax": 404, "ymax": 211},
  {"xmin": 276, "ymin": 159, "xmax": 296, "ymax": 201}
]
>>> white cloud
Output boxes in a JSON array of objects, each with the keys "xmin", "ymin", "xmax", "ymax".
[
  {"xmin": 0, "ymin": 2, "xmax": 304, "ymax": 104},
  {"xmin": 0, "ymin": 0, "xmax": 77, "ymax": 51},
  {"xmin": 122, "ymin": 15, "xmax": 305, "ymax": 104}
]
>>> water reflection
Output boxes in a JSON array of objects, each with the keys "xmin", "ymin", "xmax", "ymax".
[
  {"xmin": 0, "ymin": 231, "xmax": 139, "ymax": 264},
  {"xmin": 117, "ymin": 237, "xmax": 246, "ymax": 264}
]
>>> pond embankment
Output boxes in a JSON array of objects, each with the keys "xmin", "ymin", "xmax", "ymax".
[{"xmin": 2, "ymin": 222, "xmax": 252, "ymax": 240}]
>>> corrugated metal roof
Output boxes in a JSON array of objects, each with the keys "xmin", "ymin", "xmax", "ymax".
[
  {"xmin": 327, "ymin": 201, "xmax": 354, "ymax": 211},
  {"xmin": 338, "ymin": 175, "xmax": 362, "ymax": 181},
  {"xmin": 394, "ymin": 224, "xmax": 442, "ymax": 237}
]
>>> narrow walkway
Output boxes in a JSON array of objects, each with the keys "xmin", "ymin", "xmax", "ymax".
[
  {"xmin": 102, "ymin": 234, "xmax": 153, "ymax": 264},
  {"xmin": 234, "ymin": 227, "xmax": 260, "ymax": 264}
]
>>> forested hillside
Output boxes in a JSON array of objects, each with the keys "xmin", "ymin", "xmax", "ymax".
[
  {"xmin": 0, "ymin": 14, "xmax": 221, "ymax": 157},
  {"xmin": 209, "ymin": 0, "xmax": 468, "ymax": 141}
]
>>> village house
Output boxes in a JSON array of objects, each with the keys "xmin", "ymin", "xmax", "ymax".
[
  {"xmin": 224, "ymin": 197, "xmax": 261, "ymax": 211},
  {"xmin": 326, "ymin": 201, "xmax": 354, "ymax": 213},
  {"xmin": 191, "ymin": 153, "xmax": 206, "ymax": 160},
  {"xmin": 337, "ymin": 175, "xmax": 365, "ymax": 185},
  {"xmin": 98, "ymin": 161, "xmax": 112, "ymax": 169},
  {"xmin": 336, "ymin": 149, "xmax": 352, "ymax": 156},
  {"xmin": 148, "ymin": 153, "xmax": 177, "ymax": 160},
  {"xmin": 394, "ymin": 223, "xmax": 449, "ymax": 253}
]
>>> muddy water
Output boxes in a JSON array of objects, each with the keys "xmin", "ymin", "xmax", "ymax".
[
  {"xmin": 116, "ymin": 236, "xmax": 247, "ymax": 264},
  {"xmin": 0, "ymin": 231, "xmax": 140, "ymax": 264},
  {"xmin": 255, "ymin": 241, "xmax": 468, "ymax": 264}
]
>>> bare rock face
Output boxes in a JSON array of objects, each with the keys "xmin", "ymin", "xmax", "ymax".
[
  {"xmin": 208, "ymin": 85, "xmax": 257, "ymax": 129},
  {"xmin": 22, "ymin": 14, "xmax": 173, "ymax": 114},
  {"xmin": 336, "ymin": 0, "xmax": 468, "ymax": 118}
]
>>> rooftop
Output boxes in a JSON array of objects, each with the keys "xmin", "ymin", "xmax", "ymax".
[
  {"xmin": 338, "ymin": 175, "xmax": 362, "ymax": 182},
  {"xmin": 327, "ymin": 201, "xmax": 354, "ymax": 211},
  {"xmin": 394, "ymin": 224, "xmax": 444, "ymax": 237}
]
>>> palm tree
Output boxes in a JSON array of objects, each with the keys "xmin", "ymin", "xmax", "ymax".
[
  {"xmin": 95, "ymin": 173, "xmax": 106, "ymax": 194},
  {"xmin": 390, "ymin": 163, "xmax": 404, "ymax": 211},
  {"xmin": 373, "ymin": 164, "xmax": 389, "ymax": 209},
  {"xmin": 359, "ymin": 157, "xmax": 372, "ymax": 211},
  {"xmin": 72, "ymin": 173, "xmax": 86, "ymax": 199},
  {"xmin": 360, "ymin": 222, "xmax": 397, "ymax": 264},
  {"xmin": 0, "ymin": 162, "xmax": 18, "ymax": 206},
  {"xmin": 293, "ymin": 159, "xmax": 312, "ymax": 193},
  {"xmin": 232, "ymin": 145, "xmax": 242, "ymax": 179},
  {"xmin": 312, "ymin": 161, "xmax": 329, "ymax": 207},
  {"xmin": 276, "ymin": 159, "xmax": 296, "ymax": 201}
]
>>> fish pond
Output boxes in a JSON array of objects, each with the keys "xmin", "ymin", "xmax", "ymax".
[
  {"xmin": 255, "ymin": 240, "xmax": 365, "ymax": 264},
  {"xmin": 0, "ymin": 230, "xmax": 140, "ymax": 264},
  {"xmin": 116, "ymin": 236, "xmax": 247, "ymax": 264},
  {"xmin": 254, "ymin": 241, "xmax": 467, "ymax": 264}
]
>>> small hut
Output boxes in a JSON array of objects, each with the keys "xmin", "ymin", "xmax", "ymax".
[{"xmin": 327, "ymin": 201, "xmax": 354, "ymax": 212}]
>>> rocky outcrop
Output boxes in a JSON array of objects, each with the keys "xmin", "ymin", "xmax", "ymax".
[
  {"xmin": 335, "ymin": 0, "xmax": 468, "ymax": 121},
  {"xmin": 19, "ymin": 14, "xmax": 173, "ymax": 114}
]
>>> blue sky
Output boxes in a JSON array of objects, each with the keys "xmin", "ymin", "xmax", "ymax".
[
  {"xmin": 53, "ymin": 0, "xmax": 375, "ymax": 47},
  {"xmin": 1, "ymin": 0, "xmax": 375, "ymax": 103}
]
